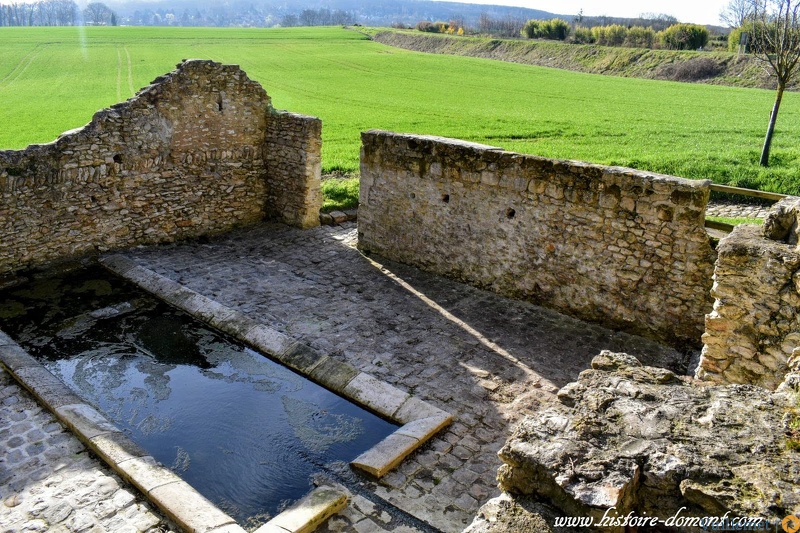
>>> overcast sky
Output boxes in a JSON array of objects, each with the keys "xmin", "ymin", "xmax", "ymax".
[{"xmin": 434, "ymin": 0, "xmax": 729, "ymax": 25}]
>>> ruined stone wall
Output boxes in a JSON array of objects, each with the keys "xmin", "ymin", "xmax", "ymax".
[
  {"xmin": 0, "ymin": 60, "xmax": 321, "ymax": 276},
  {"xmin": 265, "ymin": 111, "xmax": 322, "ymax": 229},
  {"xmin": 699, "ymin": 197, "xmax": 800, "ymax": 389},
  {"xmin": 358, "ymin": 131, "xmax": 716, "ymax": 347}
]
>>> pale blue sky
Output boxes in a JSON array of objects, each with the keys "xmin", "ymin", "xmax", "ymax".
[{"xmin": 434, "ymin": 0, "xmax": 730, "ymax": 25}]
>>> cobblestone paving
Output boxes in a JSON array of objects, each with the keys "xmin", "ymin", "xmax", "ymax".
[
  {"xmin": 121, "ymin": 222, "xmax": 687, "ymax": 533},
  {"xmin": 0, "ymin": 369, "xmax": 175, "ymax": 533},
  {"xmin": 706, "ymin": 200, "xmax": 770, "ymax": 220}
]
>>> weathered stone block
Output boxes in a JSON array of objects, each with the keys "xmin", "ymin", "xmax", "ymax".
[
  {"xmin": 699, "ymin": 221, "xmax": 800, "ymax": 389},
  {"xmin": 497, "ymin": 352, "xmax": 800, "ymax": 532}
]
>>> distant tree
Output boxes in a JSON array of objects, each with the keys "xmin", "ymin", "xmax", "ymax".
[
  {"xmin": 84, "ymin": 2, "xmax": 114, "ymax": 25},
  {"xmin": 521, "ymin": 18, "xmax": 569, "ymax": 40},
  {"xmin": 639, "ymin": 13, "xmax": 679, "ymax": 31},
  {"xmin": 57, "ymin": 0, "xmax": 78, "ymax": 25},
  {"xmin": 721, "ymin": 0, "xmax": 755, "ymax": 26},
  {"xmin": 592, "ymin": 24, "xmax": 628, "ymax": 46},
  {"xmin": 572, "ymin": 26, "xmax": 594, "ymax": 43},
  {"xmin": 298, "ymin": 9, "xmax": 317, "ymax": 26},
  {"xmin": 521, "ymin": 19, "xmax": 540, "ymax": 38},
  {"xmin": 281, "ymin": 13, "xmax": 298, "ymax": 27},
  {"xmin": 624, "ymin": 26, "xmax": 656, "ymax": 48},
  {"xmin": 749, "ymin": 0, "xmax": 800, "ymax": 166},
  {"xmin": 477, "ymin": 12, "xmax": 525, "ymax": 38},
  {"xmin": 543, "ymin": 18, "xmax": 570, "ymax": 40},
  {"xmin": 416, "ymin": 20, "xmax": 439, "ymax": 32}
]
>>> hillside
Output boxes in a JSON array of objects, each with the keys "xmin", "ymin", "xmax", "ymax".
[
  {"xmin": 102, "ymin": 0, "xmax": 559, "ymax": 27},
  {"xmin": 370, "ymin": 30, "xmax": 795, "ymax": 92}
]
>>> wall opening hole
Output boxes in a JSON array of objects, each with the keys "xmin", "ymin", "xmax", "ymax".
[
  {"xmin": 506, "ymin": 208, "xmax": 516, "ymax": 219},
  {"xmin": 217, "ymin": 93, "xmax": 223, "ymax": 112},
  {"xmin": 441, "ymin": 194, "xmax": 450, "ymax": 203},
  {"xmin": 113, "ymin": 154, "xmax": 123, "ymax": 164},
  {"xmin": 410, "ymin": 193, "xmax": 416, "ymax": 199}
]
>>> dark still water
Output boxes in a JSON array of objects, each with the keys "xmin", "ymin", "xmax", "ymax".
[{"xmin": 0, "ymin": 264, "xmax": 396, "ymax": 527}]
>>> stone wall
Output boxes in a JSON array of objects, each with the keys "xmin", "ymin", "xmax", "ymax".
[
  {"xmin": 358, "ymin": 131, "xmax": 716, "ymax": 347},
  {"xmin": 0, "ymin": 59, "xmax": 321, "ymax": 276},
  {"xmin": 698, "ymin": 197, "xmax": 800, "ymax": 389},
  {"xmin": 265, "ymin": 111, "xmax": 322, "ymax": 229}
]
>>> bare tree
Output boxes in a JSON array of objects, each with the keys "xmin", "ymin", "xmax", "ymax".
[
  {"xmin": 750, "ymin": 0, "xmax": 800, "ymax": 166},
  {"xmin": 638, "ymin": 12, "xmax": 678, "ymax": 31},
  {"xmin": 720, "ymin": 0, "xmax": 755, "ymax": 26},
  {"xmin": 476, "ymin": 12, "xmax": 524, "ymax": 37},
  {"xmin": 84, "ymin": 2, "xmax": 113, "ymax": 25},
  {"xmin": 281, "ymin": 13, "xmax": 298, "ymax": 27}
]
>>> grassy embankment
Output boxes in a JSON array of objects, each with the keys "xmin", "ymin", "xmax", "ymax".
[
  {"xmin": 367, "ymin": 29, "xmax": 790, "ymax": 91},
  {"xmin": 2, "ymin": 26, "xmax": 799, "ymax": 213}
]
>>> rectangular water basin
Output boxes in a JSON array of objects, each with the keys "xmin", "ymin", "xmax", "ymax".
[{"xmin": 0, "ymin": 264, "xmax": 397, "ymax": 529}]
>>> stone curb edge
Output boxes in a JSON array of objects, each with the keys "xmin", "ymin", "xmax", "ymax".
[{"xmin": 99, "ymin": 254, "xmax": 453, "ymax": 477}]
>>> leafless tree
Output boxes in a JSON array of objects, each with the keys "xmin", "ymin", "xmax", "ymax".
[
  {"xmin": 637, "ymin": 12, "xmax": 678, "ymax": 31},
  {"xmin": 749, "ymin": 0, "xmax": 800, "ymax": 166},
  {"xmin": 721, "ymin": 0, "xmax": 755, "ymax": 26},
  {"xmin": 477, "ymin": 12, "xmax": 524, "ymax": 37},
  {"xmin": 84, "ymin": 2, "xmax": 113, "ymax": 25}
]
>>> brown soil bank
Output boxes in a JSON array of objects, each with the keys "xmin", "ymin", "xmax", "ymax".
[{"xmin": 371, "ymin": 30, "xmax": 800, "ymax": 91}]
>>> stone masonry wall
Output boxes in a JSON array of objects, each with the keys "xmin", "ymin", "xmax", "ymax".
[
  {"xmin": 0, "ymin": 59, "xmax": 321, "ymax": 276},
  {"xmin": 358, "ymin": 131, "xmax": 716, "ymax": 347},
  {"xmin": 265, "ymin": 111, "xmax": 322, "ymax": 229},
  {"xmin": 699, "ymin": 197, "xmax": 800, "ymax": 389}
]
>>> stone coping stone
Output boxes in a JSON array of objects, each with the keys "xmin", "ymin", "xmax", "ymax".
[
  {"xmin": 253, "ymin": 487, "xmax": 348, "ymax": 533},
  {"xmin": 363, "ymin": 129, "xmax": 505, "ymax": 152}
]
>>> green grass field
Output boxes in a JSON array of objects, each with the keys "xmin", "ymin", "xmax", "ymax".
[{"xmin": 2, "ymin": 26, "xmax": 800, "ymax": 193}]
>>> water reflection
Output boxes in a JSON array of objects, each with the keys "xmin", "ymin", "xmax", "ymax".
[{"xmin": 0, "ymin": 265, "xmax": 397, "ymax": 527}]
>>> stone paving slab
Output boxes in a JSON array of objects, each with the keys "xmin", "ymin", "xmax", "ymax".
[
  {"xmin": 121, "ymin": 221, "xmax": 687, "ymax": 533},
  {"xmin": 0, "ymin": 367, "xmax": 177, "ymax": 533}
]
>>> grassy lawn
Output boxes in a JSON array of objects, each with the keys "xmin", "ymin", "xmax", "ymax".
[
  {"xmin": 705, "ymin": 216, "xmax": 764, "ymax": 225},
  {"xmin": 321, "ymin": 177, "xmax": 359, "ymax": 212},
  {"xmin": 2, "ymin": 26, "xmax": 800, "ymax": 194}
]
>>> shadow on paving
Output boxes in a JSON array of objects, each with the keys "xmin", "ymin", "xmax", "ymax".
[
  {"xmin": 370, "ymin": 254, "xmax": 690, "ymax": 387},
  {"xmin": 121, "ymin": 221, "xmax": 686, "ymax": 532}
]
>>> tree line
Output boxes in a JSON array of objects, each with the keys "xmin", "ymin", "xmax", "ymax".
[
  {"xmin": 416, "ymin": 14, "xmax": 711, "ymax": 51},
  {"xmin": 0, "ymin": 1, "xmax": 78, "ymax": 26},
  {"xmin": 0, "ymin": 1, "xmax": 117, "ymax": 26},
  {"xmin": 0, "ymin": 2, "xmax": 356, "ymax": 27},
  {"xmin": 280, "ymin": 9, "xmax": 355, "ymax": 27}
]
